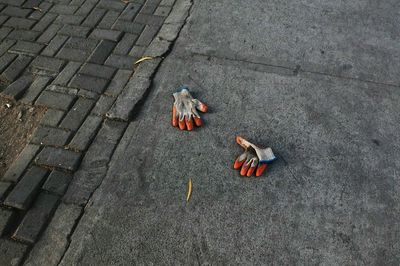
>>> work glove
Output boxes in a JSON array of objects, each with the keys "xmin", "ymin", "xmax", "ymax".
[
  {"xmin": 234, "ymin": 136, "xmax": 276, "ymax": 177},
  {"xmin": 172, "ymin": 86, "xmax": 208, "ymax": 131}
]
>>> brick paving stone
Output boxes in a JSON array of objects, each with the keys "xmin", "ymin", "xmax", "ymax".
[
  {"xmin": 23, "ymin": 0, "xmax": 44, "ymax": 8},
  {"xmin": 119, "ymin": 3, "xmax": 141, "ymax": 20},
  {"xmin": 50, "ymin": 4, "xmax": 78, "ymax": 15},
  {"xmin": 105, "ymin": 54, "xmax": 136, "ymax": 70},
  {"xmin": 35, "ymin": 147, "xmax": 81, "ymax": 171},
  {"xmin": 31, "ymin": 125, "xmax": 72, "ymax": 146},
  {"xmin": 31, "ymin": 56, "xmax": 65, "ymax": 73},
  {"xmin": 104, "ymin": 69, "xmax": 132, "ymax": 96},
  {"xmin": 87, "ymin": 39, "xmax": 116, "ymax": 64},
  {"xmin": 81, "ymin": 8, "xmax": 106, "ymax": 27},
  {"xmin": 164, "ymin": 0, "xmax": 190, "ymax": 24},
  {"xmin": 77, "ymin": 89, "xmax": 99, "ymax": 100},
  {"xmin": 64, "ymin": 122, "xmax": 127, "ymax": 205},
  {"xmin": 0, "ymin": 238, "xmax": 27, "ymax": 265},
  {"xmin": 59, "ymin": 97, "xmax": 95, "ymax": 131},
  {"xmin": 2, "ymin": 54, "xmax": 32, "ymax": 82},
  {"xmin": 69, "ymin": 115, "xmax": 103, "ymax": 151},
  {"xmin": 64, "ymin": 37, "xmax": 99, "ymax": 51},
  {"xmin": 0, "ymin": 40, "xmax": 16, "ymax": 56},
  {"xmin": 28, "ymin": 9, "xmax": 46, "ymax": 21},
  {"xmin": 55, "ymin": 14, "xmax": 85, "ymax": 25},
  {"xmin": 0, "ymin": 15, "xmax": 8, "ymax": 26},
  {"xmin": 40, "ymin": 108, "xmax": 65, "ymax": 127},
  {"xmin": 0, "ymin": 0, "xmax": 24, "ymax": 5},
  {"xmin": 112, "ymin": 20, "xmax": 144, "ymax": 34},
  {"xmin": 69, "ymin": 73, "xmax": 109, "ymax": 93},
  {"xmin": 113, "ymin": 33, "xmax": 138, "ymax": 55},
  {"xmin": 59, "ymin": 25, "xmax": 91, "ymax": 38},
  {"xmin": 52, "ymin": 61, "xmax": 81, "ymax": 86},
  {"xmin": 160, "ymin": 0, "xmax": 175, "ymax": 6},
  {"xmin": 133, "ymin": 57, "xmax": 161, "ymax": 78},
  {"xmin": 36, "ymin": 24, "xmax": 62, "ymax": 43},
  {"xmin": 56, "ymin": 47, "xmax": 92, "ymax": 62},
  {"xmin": 79, "ymin": 63, "xmax": 116, "ymax": 80},
  {"xmin": 97, "ymin": 10, "xmax": 119, "ymax": 29},
  {"xmin": 24, "ymin": 203, "xmax": 82, "ymax": 266},
  {"xmin": 4, "ymin": 17, "xmax": 35, "ymax": 29},
  {"xmin": 0, "ymin": 27, "xmax": 12, "ymax": 41},
  {"xmin": 134, "ymin": 13, "xmax": 164, "ymax": 26},
  {"xmin": 46, "ymin": 84, "xmax": 78, "ymax": 96},
  {"xmin": 32, "ymin": 13, "xmax": 57, "ymax": 32},
  {"xmin": 36, "ymin": 91, "xmax": 76, "ymax": 111},
  {"xmin": 140, "ymin": 3, "xmax": 158, "ymax": 15},
  {"xmin": 147, "ymin": 0, "xmax": 162, "ymax": 5},
  {"xmin": 154, "ymin": 5, "xmax": 172, "ymax": 16},
  {"xmin": 36, "ymin": 1, "xmax": 52, "ymax": 12},
  {"xmin": 157, "ymin": 22, "xmax": 183, "ymax": 42},
  {"xmin": 129, "ymin": 45, "xmax": 146, "ymax": 57},
  {"xmin": 2, "ymin": 144, "xmax": 40, "ymax": 183},
  {"xmin": 107, "ymin": 76, "xmax": 150, "ymax": 121},
  {"xmin": 95, "ymin": 120, "xmax": 127, "ymax": 144},
  {"xmin": 75, "ymin": 0, "xmax": 96, "ymax": 16},
  {"xmin": 98, "ymin": 0, "xmax": 126, "ymax": 11},
  {"xmin": 41, "ymin": 35, "xmax": 68, "ymax": 57},
  {"xmin": 3, "ymin": 166, "xmax": 48, "ymax": 210},
  {"xmin": 1, "ymin": 75, "xmax": 33, "ymax": 99},
  {"xmin": 0, "ymin": 182, "xmax": 12, "ymax": 201},
  {"xmin": 145, "ymin": 37, "xmax": 171, "ymax": 57},
  {"xmin": 136, "ymin": 25, "xmax": 160, "ymax": 46},
  {"xmin": 7, "ymin": 29, "xmax": 40, "ymax": 41},
  {"xmin": 90, "ymin": 28, "xmax": 123, "ymax": 41},
  {"xmin": 70, "ymin": 0, "xmax": 85, "ymax": 5},
  {"xmin": 91, "ymin": 95, "xmax": 115, "ymax": 116},
  {"xmin": 0, "ymin": 52, "xmax": 17, "ymax": 73},
  {"xmin": 42, "ymin": 170, "xmax": 72, "ymax": 195},
  {"xmin": 0, "ymin": 208, "xmax": 14, "ymax": 235},
  {"xmin": 1, "ymin": 5, "xmax": 31, "ymax": 18},
  {"xmin": 9, "ymin": 41, "xmax": 44, "ymax": 55},
  {"xmin": 131, "ymin": 0, "xmax": 146, "ymax": 4},
  {"xmin": 20, "ymin": 76, "xmax": 52, "ymax": 103},
  {"xmin": 12, "ymin": 192, "xmax": 59, "ymax": 244}
]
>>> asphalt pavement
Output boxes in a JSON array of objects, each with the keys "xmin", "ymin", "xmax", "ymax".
[{"xmin": 60, "ymin": 0, "xmax": 400, "ymax": 264}]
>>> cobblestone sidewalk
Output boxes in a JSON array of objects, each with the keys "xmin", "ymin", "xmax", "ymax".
[{"xmin": 0, "ymin": 0, "xmax": 189, "ymax": 264}]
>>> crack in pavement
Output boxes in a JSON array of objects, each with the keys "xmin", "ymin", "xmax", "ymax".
[{"xmin": 188, "ymin": 52, "xmax": 400, "ymax": 89}]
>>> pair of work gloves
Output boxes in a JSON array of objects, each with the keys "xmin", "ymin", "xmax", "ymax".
[{"xmin": 172, "ymin": 86, "xmax": 276, "ymax": 177}]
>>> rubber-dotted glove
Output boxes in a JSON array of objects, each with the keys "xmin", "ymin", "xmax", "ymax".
[
  {"xmin": 234, "ymin": 136, "xmax": 276, "ymax": 177},
  {"xmin": 172, "ymin": 86, "xmax": 208, "ymax": 131}
]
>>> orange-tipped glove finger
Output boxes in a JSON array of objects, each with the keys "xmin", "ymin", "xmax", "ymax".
[
  {"xmin": 178, "ymin": 117, "xmax": 186, "ymax": 130},
  {"xmin": 255, "ymin": 163, "xmax": 267, "ymax": 177},
  {"xmin": 240, "ymin": 157, "xmax": 258, "ymax": 177},
  {"xmin": 246, "ymin": 158, "xmax": 258, "ymax": 177},
  {"xmin": 172, "ymin": 106, "xmax": 178, "ymax": 127},
  {"xmin": 234, "ymin": 152, "xmax": 247, "ymax": 169},
  {"xmin": 192, "ymin": 99, "xmax": 208, "ymax": 113},
  {"xmin": 193, "ymin": 116, "xmax": 202, "ymax": 127},
  {"xmin": 240, "ymin": 162, "xmax": 250, "ymax": 176},
  {"xmin": 172, "ymin": 86, "xmax": 208, "ymax": 131},
  {"xmin": 186, "ymin": 116, "xmax": 194, "ymax": 131}
]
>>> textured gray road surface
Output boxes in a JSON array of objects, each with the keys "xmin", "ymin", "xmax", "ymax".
[{"xmin": 61, "ymin": 0, "xmax": 400, "ymax": 264}]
